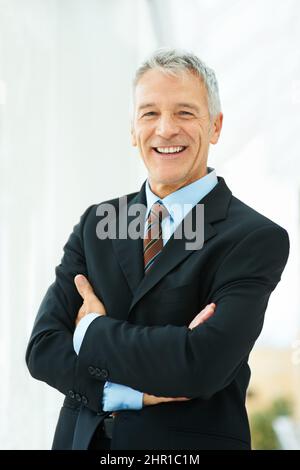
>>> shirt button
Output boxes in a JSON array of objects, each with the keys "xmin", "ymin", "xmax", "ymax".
[{"xmin": 68, "ymin": 390, "xmax": 75, "ymax": 399}]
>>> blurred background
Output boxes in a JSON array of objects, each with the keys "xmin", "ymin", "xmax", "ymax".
[{"xmin": 0, "ymin": 0, "xmax": 299, "ymax": 450}]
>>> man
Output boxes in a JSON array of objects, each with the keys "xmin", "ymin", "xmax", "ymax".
[{"xmin": 26, "ymin": 48, "xmax": 290, "ymax": 450}]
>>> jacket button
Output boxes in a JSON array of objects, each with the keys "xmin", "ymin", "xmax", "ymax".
[
  {"xmin": 75, "ymin": 393, "xmax": 82, "ymax": 402},
  {"xmin": 100, "ymin": 369, "xmax": 109, "ymax": 379},
  {"xmin": 68, "ymin": 390, "xmax": 75, "ymax": 399},
  {"xmin": 82, "ymin": 395, "xmax": 88, "ymax": 405},
  {"xmin": 88, "ymin": 366, "xmax": 95, "ymax": 375}
]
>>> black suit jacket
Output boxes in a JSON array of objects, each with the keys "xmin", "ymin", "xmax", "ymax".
[{"xmin": 26, "ymin": 176, "xmax": 290, "ymax": 450}]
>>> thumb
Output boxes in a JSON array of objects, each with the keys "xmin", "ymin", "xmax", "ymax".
[{"xmin": 74, "ymin": 274, "xmax": 94, "ymax": 299}]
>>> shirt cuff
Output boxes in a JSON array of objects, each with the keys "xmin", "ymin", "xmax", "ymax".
[
  {"xmin": 102, "ymin": 381, "xmax": 144, "ymax": 411},
  {"xmin": 73, "ymin": 312, "xmax": 103, "ymax": 355}
]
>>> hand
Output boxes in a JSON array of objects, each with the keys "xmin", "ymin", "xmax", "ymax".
[
  {"xmin": 142, "ymin": 302, "xmax": 216, "ymax": 407},
  {"xmin": 188, "ymin": 303, "xmax": 216, "ymax": 330},
  {"xmin": 74, "ymin": 274, "xmax": 106, "ymax": 326}
]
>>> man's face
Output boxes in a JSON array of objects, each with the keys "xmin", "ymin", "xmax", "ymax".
[{"xmin": 131, "ymin": 68, "xmax": 223, "ymax": 196}]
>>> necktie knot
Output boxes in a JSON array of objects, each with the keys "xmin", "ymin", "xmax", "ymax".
[{"xmin": 148, "ymin": 201, "xmax": 169, "ymax": 224}]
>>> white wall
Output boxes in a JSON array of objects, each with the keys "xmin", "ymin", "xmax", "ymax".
[{"xmin": 0, "ymin": 0, "xmax": 152, "ymax": 450}]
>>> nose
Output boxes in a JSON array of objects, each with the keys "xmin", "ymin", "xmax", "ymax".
[{"xmin": 155, "ymin": 115, "xmax": 180, "ymax": 139}]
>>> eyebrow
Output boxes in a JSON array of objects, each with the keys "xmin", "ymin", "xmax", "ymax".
[
  {"xmin": 176, "ymin": 102, "xmax": 200, "ymax": 112},
  {"xmin": 137, "ymin": 102, "xmax": 200, "ymax": 112}
]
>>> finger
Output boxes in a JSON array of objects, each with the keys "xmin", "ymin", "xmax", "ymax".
[
  {"xmin": 204, "ymin": 303, "xmax": 216, "ymax": 311},
  {"xmin": 74, "ymin": 274, "xmax": 94, "ymax": 299},
  {"xmin": 200, "ymin": 303, "xmax": 216, "ymax": 317},
  {"xmin": 189, "ymin": 311, "xmax": 212, "ymax": 329},
  {"xmin": 171, "ymin": 397, "xmax": 190, "ymax": 401},
  {"xmin": 198, "ymin": 304, "xmax": 216, "ymax": 321},
  {"xmin": 188, "ymin": 304, "xmax": 216, "ymax": 329},
  {"xmin": 159, "ymin": 396, "xmax": 190, "ymax": 402}
]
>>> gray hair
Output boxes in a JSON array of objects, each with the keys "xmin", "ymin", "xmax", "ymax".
[{"xmin": 132, "ymin": 48, "xmax": 221, "ymax": 118}]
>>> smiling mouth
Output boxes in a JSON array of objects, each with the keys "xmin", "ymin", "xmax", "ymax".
[{"xmin": 152, "ymin": 146, "xmax": 187, "ymax": 155}]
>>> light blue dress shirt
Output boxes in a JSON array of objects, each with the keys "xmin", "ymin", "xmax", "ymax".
[{"xmin": 73, "ymin": 167, "xmax": 218, "ymax": 411}]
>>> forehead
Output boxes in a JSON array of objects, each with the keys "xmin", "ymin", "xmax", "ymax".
[{"xmin": 134, "ymin": 68, "xmax": 207, "ymax": 106}]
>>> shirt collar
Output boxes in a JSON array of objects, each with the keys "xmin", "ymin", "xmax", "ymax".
[{"xmin": 145, "ymin": 167, "xmax": 218, "ymax": 227}]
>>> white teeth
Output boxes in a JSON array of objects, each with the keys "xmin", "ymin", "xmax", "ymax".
[{"xmin": 156, "ymin": 146, "xmax": 185, "ymax": 154}]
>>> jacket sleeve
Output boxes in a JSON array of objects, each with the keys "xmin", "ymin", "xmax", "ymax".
[
  {"xmin": 76, "ymin": 224, "xmax": 290, "ymax": 400},
  {"xmin": 25, "ymin": 205, "xmax": 108, "ymax": 414}
]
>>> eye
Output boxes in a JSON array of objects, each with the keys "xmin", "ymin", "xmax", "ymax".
[
  {"xmin": 179, "ymin": 111, "xmax": 193, "ymax": 116},
  {"xmin": 142, "ymin": 111, "xmax": 157, "ymax": 117}
]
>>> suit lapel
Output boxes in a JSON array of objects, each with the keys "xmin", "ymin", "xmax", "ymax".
[
  {"xmin": 112, "ymin": 176, "xmax": 232, "ymax": 316},
  {"xmin": 111, "ymin": 184, "xmax": 147, "ymax": 294}
]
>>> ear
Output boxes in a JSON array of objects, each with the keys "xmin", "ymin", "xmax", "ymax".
[
  {"xmin": 209, "ymin": 113, "xmax": 223, "ymax": 145},
  {"xmin": 131, "ymin": 122, "xmax": 137, "ymax": 147}
]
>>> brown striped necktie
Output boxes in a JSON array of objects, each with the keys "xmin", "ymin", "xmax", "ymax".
[{"xmin": 143, "ymin": 202, "xmax": 169, "ymax": 273}]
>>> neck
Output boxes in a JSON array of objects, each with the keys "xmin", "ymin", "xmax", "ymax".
[{"xmin": 149, "ymin": 168, "xmax": 208, "ymax": 199}]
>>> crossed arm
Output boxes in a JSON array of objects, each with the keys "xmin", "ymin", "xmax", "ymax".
[
  {"xmin": 73, "ymin": 274, "xmax": 216, "ymax": 410},
  {"xmin": 25, "ymin": 206, "xmax": 289, "ymax": 414}
]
